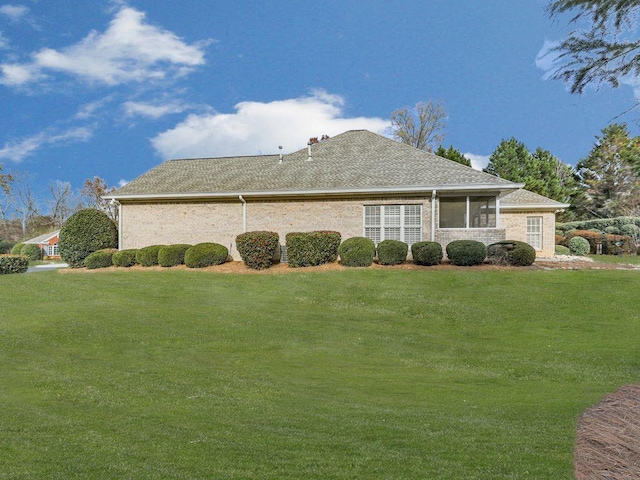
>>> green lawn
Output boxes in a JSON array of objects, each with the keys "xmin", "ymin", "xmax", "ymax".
[
  {"xmin": 590, "ymin": 254, "xmax": 640, "ymax": 265},
  {"xmin": 1, "ymin": 268, "xmax": 639, "ymax": 479}
]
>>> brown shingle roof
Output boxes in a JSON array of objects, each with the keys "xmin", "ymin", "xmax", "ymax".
[{"xmin": 110, "ymin": 130, "xmax": 522, "ymax": 199}]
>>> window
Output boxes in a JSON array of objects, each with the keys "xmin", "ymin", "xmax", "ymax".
[
  {"xmin": 526, "ymin": 217, "xmax": 543, "ymax": 250},
  {"xmin": 364, "ymin": 205, "xmax": 422, "ymax": 246},
  {"xmin": 439, "ymin": 196, "xmax": 497, "ymax": 228}
]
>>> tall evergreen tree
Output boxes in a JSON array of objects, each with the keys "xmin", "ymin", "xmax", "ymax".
[
  {"xmin": 575, "ymin": 123, "xmax": 640, "ymax": 218},
  {"xmin": 484, "ymin": 138, "xmax": 578, "ymax": 204},
  {"xmin": 434, "ymin": 145, "xmax": 472, "ymax": 167}
]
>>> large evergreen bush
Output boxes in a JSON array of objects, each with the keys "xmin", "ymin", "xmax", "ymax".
[
  {"xmin": 185, "ymin": 243, "xmax": 228, "ymax": 268},
  {"xmin": 338, "ymin": 237, "xmax": 375, "ymax": 267},
  {"xmin": 10, "ymin": 243, "xmax": 23, "ymax": 255},
  {"xmin": 411, "ymin": 241, "xmax": 443, "ymax": 266},
  {"xmin": 446, "ymin": 240, "xmax": 487, "ymax": 266},
  {"xmin": 58, "ymin": 209, "xmax": 118, "ymax": 268},
  {"xmin": 376, "ymin": 240, "xmax": 408, "ymax": 265},
  {"xmin": 286, "ymin": 231, "xmax": 341, "ymax": 267},
  {"xmin": 236, "ymin": 231, "xmax": 280, "ymax": 270}
]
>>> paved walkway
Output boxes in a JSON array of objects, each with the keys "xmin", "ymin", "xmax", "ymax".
[{"xmin": 27, "ymin": 263, "xmax": 68, "ymax": 273}]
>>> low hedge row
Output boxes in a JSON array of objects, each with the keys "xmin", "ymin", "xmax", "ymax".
[
  {"xmin": 338, "ymin": 237, "xmax": 376, "ymax": 267},
  {"xmin": 0, "ymin": 255, "xmax": 29, "ymax": 274},
  {"xmin": 446, "ymin": 240, "xmax": 487, "ymax": 266},
  {"xmin": 185, "ymin": 243, "xmax": 229, "ymax": 268},
  {"xmin": 487, "ymin": 240, "xmax": 536, "ymax": 266},
  {"xmin": 411, "ymin": 241, "xmax": 443, "ymax": 266},
  {"xmin": 562, "ymin": 230, "xmax": 636, "ymax": 255},
  {"xmin": 112, "ymin": 249, "xmax": 138, "ymax": 267},
  {"xmin": 85, "ymin": 249, "xmax": 117, "ymax": 269},
  {"xmin": 558, "ymin": 216, "xmax": 640, "ymax": 233},
  {"xmin": 286, "ymin": 231, "xmax": 341, "ymax": 267}
]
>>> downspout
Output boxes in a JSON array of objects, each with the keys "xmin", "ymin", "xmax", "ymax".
[
  {"xmin": 239, "ymin": 195, "xmax": 247, "ymax": 233},
  {"xmin": 111, "ymin": 199, "xmax": 122, "ymax": 250},
  {"xmin": 431, "ymin": 189, "xmax": 436, "ymax": 242}
]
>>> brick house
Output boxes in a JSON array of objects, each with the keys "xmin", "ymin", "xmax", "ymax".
[
  {"xmin": 106, "ymin": 130, "xmax": 568, "ymax": 258},
  {"xmin": 23, "ymin": 230, "xmax": 61, "ymax": 258}
]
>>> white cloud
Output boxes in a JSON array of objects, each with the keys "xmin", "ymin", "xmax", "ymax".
[
  {"xmin": 535, "ymin": 39, "xmax": 562, "ymax": 79},
  {"xmin": 463, "ymin": 153, "xmax": 490, "ymax": 171},
  {"xmin": 0, "ymin": 126, "xmax": 93, "ymax": 163},
  {"xmin": 123, "ymin": 100, "xmax": 188, "ymax": 119},
  {"xmin": 117, "ymin": 179, "xmax": 128, "ymax": 187},
  {"xmin": 0, "ymin": 6, "xmax": 208, "ymax": 87},
  {"xmin": 0, "ymin": 4, "xmax": 28, "ymax": 21},
  {"xmin": 151, "ymin": 90, "xmax": 390, "ymax": 159}
]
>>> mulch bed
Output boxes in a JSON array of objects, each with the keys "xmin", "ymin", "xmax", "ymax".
[{"xmin": 575, "ymin": 384, "xmax": 640, "ymax": 479}]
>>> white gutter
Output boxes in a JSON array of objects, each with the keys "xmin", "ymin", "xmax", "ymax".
[
  {"xmin": 431, "ymin": 189, "xmax": 436, "ymax": 242},
  {"xmin": 239, "ymin": 195, "xmax": 247, "ymax": 232},
  {"xmin": 500, "ymin": 203, "xmax": 571, "ymax": 210},
  {"xmin": 104, "ymin": 183, "xmax": 526, "ymax": 202}
]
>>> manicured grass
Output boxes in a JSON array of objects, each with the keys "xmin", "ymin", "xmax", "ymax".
[
  {"xmin": 590, "ymin": 254, "xmax": 640, "ymax": 265},
  {"xmin": 1, "ymin": 269, "xmax": 639, "ymax": 479}
]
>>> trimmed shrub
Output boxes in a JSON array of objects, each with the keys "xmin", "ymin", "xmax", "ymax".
[
  {"xmin": 568, "ymin": 236, "xmax": 590, "ymax": 256},
  {"xmin": 487, "ymin": 240, "xmax": 536, "ymax": 266},
  {"xmin": 605, "ymin": 226, "xmax": 620, "ymax": 234},
  {"xmin": 0, "ymin": 255, "xmax": 29, "ymax": 274},
  {"xmin": 112, "ymin": 249, "xmax": 138, "ymax": 267},
  {"xmin": 158, "ymin": 244, "xmax": 192, "ymax": 267},
  {"xmin": 136, "ymin": 245, "xmax": 165, "ymax": 267},
  {"xmin": 59, "ymin": 209, "xmax": 118, "ymax": 268},
  {"xmin": 10, "ymin": 243, "xmax": 23, "ymax": 255},
  {"xmin": 185, "ymin": 243, "xmax": 229, "ymax": 268},
  {"xmin": 285, "ymin": 231, "xmax": 341, "ymax": 267},
  {"xmin": 411, "ymin": 241, "xmax": 443, "ymax": 266},
  {"xmin": 0, "ymin": 239, "xmax": 11, "ymax": 254},
  {"xmin": 620, "ymin": 224, "xmax": 640, "ymax": 237},
  {"xmin": 338, "ymin": 237, "xmax": 375, "ymax": 267},
  {"xmin": 555, "ymin": 245, "xmax": 570, "ymax": 255},
  {"xmin": 446, "ymin": 240, "xmax": 487, "ymax": 266},
  {"xmin": 84, "ymin": 249, "xmax": 116, "ymax": 269},
  {"xmin": 563, "ymin": 230, "xmax": 636, "ymax": 255},
  {"xmin": 20, "ymin": 244, "xmax": 42, "ymax": 261},
  {"xmin": 376, "ymin": 240, "xmax": 408, "ymax": 265},
  {"xmin": 236, "ymin": 231, "xmax": 280, "ymax": 270}
]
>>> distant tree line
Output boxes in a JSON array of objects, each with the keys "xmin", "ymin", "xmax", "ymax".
[{"xmin": 0, "ymin": 175, "xmax": 117, "ymax": 248}]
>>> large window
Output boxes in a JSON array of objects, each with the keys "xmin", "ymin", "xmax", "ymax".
[
  {"xmin": 526, "ymin": 216, "xmax": 543, "ymax": 250},
  {"xmin": 364, "ymin": 205, "xmax": 422, "ymax": 246},
  {"xmin": 439, "ymin": 196, "xmax": 496, "ymax": 228}
]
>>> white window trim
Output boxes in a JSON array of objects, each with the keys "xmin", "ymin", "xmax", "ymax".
[
  {"xmin": 526, "ymin": 216, "xmax": 543, "ymax": 251},
  {"xmin": 363, "ymin": 204, "xmax": 423, "ymax": 246},
  {"xmin": 438, "ymin": 195, "xmax": 499, "ymax": 229}
]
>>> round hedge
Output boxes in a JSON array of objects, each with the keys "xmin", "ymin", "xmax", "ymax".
[
  {"xmin": 236, "ymin": 231, "xmax": 280, "ymax": 270},
  {"xmin": 569, "ymin": 236, "xmax": 590, "ymax": 256},
  {"xmin": 185, "ymin": 243, "xmax": 229, "ymax": 268},
  {"xmin": 338, "ymin": 237, "xmax": 375, "ymax": 267},
  {"xmin": 620, "ymin": 224, "xmax": 640, "ymax": 236},
  {"xmin": 411, "ymin": 241, "xmax": 443, "ymax": 266},
  {"xmin": 285, "ymin": 231, "xmax": 341, "ymax": 267},
  {"xmin": 10, "ymin": 243, "xmax": 23, "ymax": 255},
  {"xmin": 555, "ymin": 245, "xmax": 571, "ymax": 255},
  {"xmin": 158, "ymin": 244, "xmax": 192, "ymax": 267},
  {"xmin": 112, "ymin": 249, "xmax": 138, "ymax": 267},
  {"xmin": 58, "ymin": 209, "xmax": 118, "ymax": 268},
  {"xmin": 376, "ymin": 240, "xmax": 408, "ymax": 265},
  {"xmin": 84, "ymin": 249, "xmax": 116, "ymax": 269},
  {"xmin": 445, "ymin": 240, "xmax": 487, "ymax": 266},
  {"xmin": 487, "ymin": 240, "xmax": 536, "ymax": 266},
  {"xmin": 136, "ymin": 245, "xmax": 165, "ymax": 267},
  {"xmin": 20, "ymin": 244, "xmax": 42, "ymax": 261}
]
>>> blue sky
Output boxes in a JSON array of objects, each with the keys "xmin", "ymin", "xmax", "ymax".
[{"xmin": 1, "ymin": 0, "xmax": 638, "ymax": 202}]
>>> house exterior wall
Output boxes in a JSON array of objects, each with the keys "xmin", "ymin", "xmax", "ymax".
[
  {"xmin": 120, "ymin": 196, "xmax": 433, "ymax": 259},
  {"xmin": 119, "ymin": 199, "xmax": 558, "ymax": 259},
  {"xmin": 500, "ymin": 210, "xmax": 557, "ymax": 257}
]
